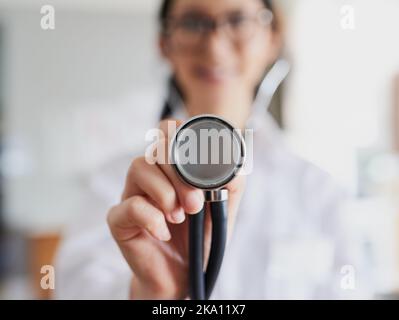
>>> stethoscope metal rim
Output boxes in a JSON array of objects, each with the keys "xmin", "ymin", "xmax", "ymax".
[{"xmin": 170, "ymin": 114, "xmax": 246, "ymax": 190}]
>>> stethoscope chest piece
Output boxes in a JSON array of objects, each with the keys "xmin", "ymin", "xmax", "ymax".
[{"xmin": 171, "ymin": 114, "xmax": 245, "ymax": 190}]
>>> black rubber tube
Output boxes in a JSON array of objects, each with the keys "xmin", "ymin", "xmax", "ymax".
[
  {"xmin": 205, "ymin": 200, "xmax": 228, "ymax": 300},
  {"xmin": 188, "ymin": 206, "xmax": 206, "ymax": 300}
]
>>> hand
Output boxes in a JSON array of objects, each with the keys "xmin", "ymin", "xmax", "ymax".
[{"xmin": 107, "ymin": 119, "xmax": 246, "ymax": 299}]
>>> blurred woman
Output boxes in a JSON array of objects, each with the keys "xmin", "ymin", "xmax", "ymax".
[{"xmin": 55, "ymin": 0, "xmax": 370, "ymax": 299}]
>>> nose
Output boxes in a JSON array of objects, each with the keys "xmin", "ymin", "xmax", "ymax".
[{"xmin": 200, "ymin": 28, "xmax": 232, "ymax": 60}]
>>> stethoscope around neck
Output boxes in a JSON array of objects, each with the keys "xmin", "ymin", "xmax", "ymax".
[{"xmin": 161, "ymin": 59, "xmax": 290, "ymax": 300}]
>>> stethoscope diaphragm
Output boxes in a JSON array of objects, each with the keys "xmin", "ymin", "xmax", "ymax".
[{"xmin": 170, "ymin": 115, "xmax": 246, "ymax": 190}]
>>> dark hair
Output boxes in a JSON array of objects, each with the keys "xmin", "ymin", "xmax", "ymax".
[{"xmin": 159, "ymin": 0, "xmax": 276, "ymax": 33}]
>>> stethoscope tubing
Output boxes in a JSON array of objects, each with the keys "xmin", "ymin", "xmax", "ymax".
[
  {"xmin": 188, "ymin": 205, "xmax": 206, "ymax": 300},
  {"xmin": 189, "ymin": 198, "xmax": 228, "ymax": 300}
]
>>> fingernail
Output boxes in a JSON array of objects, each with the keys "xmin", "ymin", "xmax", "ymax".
[
  {"xmin": 185, "ymin": 192, "xmax": 203, "ymax": 213},
  {"xmin": 171, "ymin": 207, "xmax": 185, "ymax": 224},
  {"xmin": 157, "ymin": 226, "xmax": 171, "ymax": 242}
]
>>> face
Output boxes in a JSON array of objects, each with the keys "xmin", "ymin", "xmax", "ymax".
[{"xmin": 161, "ymin": 0, "xmax": 280, "ymax": 117}]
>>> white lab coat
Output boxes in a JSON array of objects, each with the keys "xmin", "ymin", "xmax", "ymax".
[{"xmin": 54, "ymin": 107, "xmax": 372, "ymax": 300}]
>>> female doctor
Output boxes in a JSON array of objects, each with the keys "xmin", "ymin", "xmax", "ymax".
[{"xmin": 55, "ymin": 0, "xmax": 370, "ymax": 299}]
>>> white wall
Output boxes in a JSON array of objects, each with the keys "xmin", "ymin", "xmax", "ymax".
[
  {"xmin": 0, "ymin": 6, "xmax": 166, "ymax": 232},
  {"xmin": 283, "ymin": 0, "xmax": 399, "ymax": 293},
  {"xmin": 284, "ymin": 0, "xmax": 399, "ymax": 191},
  {"xmin": 0, "ymin": 0, "xmax": 160, "ymax": 13}
]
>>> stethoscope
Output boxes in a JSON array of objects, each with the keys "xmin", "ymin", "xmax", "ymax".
[
  {"xmin": 162, "ymin": 59, "xmax": 290, "ymax": 300},
  {"xmin": 170, "ymin": 115, "xmax": 245, "ymax": 300}
]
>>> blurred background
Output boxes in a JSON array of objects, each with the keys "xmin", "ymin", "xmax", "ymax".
[{"xmin": 0, "ymin": 0, "xmax": 399, "ymax": 299}]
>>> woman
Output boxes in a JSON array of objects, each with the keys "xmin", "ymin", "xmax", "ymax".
[{"xmin": 55, "ymin": 0, "xmax": 369, "ymax": 299}]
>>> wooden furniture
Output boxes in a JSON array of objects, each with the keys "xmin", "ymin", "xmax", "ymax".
[{"xmin": 28, "ymin": 233, "xmax": 61, "ymax": 300}]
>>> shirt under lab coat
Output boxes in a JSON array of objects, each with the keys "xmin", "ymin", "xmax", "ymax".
[{"xmin": 54, "ymin": 107, "xmax": 372, "ymax": 300}]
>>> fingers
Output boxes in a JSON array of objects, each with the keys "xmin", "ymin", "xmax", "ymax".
[
  {"xmin": 158, "ymin": 158, "xmax": 204, "ymax": 214},
  {"xmin": 124, "ymin": 157, "xmax": 186, "ymax": 224},
  {"xmin": 124, "ymin": 118, "xmax": 205, "ymax": 215},
  {"xmin": 108, "ymin": 195, "xmax": 172, "ymax": 242},
  {"xmin": 120, "ymin": 117, "xmax": 215, "ymax": 239},
  {"xmin": 130, "ymin": 146, "xmax": 204, "ymax": 216},
  {"xmin": 158, "ymin": 119, "xmax": 205, "ymax": 214}
]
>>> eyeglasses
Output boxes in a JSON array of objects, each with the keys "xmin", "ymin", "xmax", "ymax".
[{"xmin": 163, "ymin": 9, "xmax": 274, "ymax": 48}]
